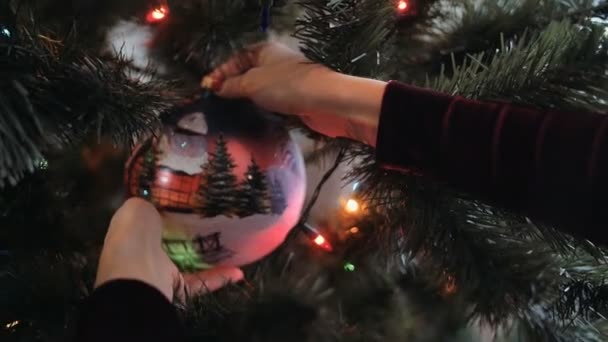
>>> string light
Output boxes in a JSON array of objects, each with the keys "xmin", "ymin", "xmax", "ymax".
[
  {"xmin": 349, "ymin": 226, "xmax": 360, "ymax": 234},
  {"xmin": 397, "ymin": 0, "xmax": 408, "ymax": 12},
  {"xmin": 5, "ymin": 320, "xmax": 19, "ymax": 329},
  {"xmin": 1, "ymin": 27, "xmax": 11, "ymax": 38},
  {"xmin": 314, "ymin": 235, "xmax": 326, "ymax": 245},
  {"xmin": 442, "ymin": 275, "xmax": 457, "ymax": 296},
  {"xmin": 38, "ymin": 158, "xmax": 48, "ymax": 170},
  {"xmin": 301, "ymin": 223, "xmax": 333, "ymax": 252},
  {"xmin": 344, "ymin": 262, "xmax": 356, "ymax": 272},
  {"xmin": 345, "ymin": 199, "xmax": 360, "ymax": 213},
  {"xmin": 146, "ymin": 5, "xmax": 168, "ymax": 23}
]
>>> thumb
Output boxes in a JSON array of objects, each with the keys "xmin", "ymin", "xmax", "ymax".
[{"xmin": 181, "ymin": 266, "xmax": 244, "ymax": 298}]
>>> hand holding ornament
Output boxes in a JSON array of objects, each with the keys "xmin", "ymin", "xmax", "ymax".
[
  {"xmin": 203, "ymin": 42, "xmax": 387, "ymax": 146},
  {"xmin": 95, "ymin": 198, "xmax": 244, "ymax": 302}
]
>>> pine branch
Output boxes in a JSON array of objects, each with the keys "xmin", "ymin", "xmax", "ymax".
[
  {"xmin": 178, "ymin": 240, "xmax": 472, "ymax": 342},
  {"xmin": 429, "ymin": 20, "xmax": 608, "ymax": 113},
  {"xmin": 345, "ymin": 148, "xmax": 608, "ymax": 341},
  {"xmin": 0, "ymin": 22, "xmax": 180, "ymax": 187},
  {"xmin": 153, "ymin": 0, "xmax": 291, "ymax": 76},
  {"xmin": 341, "ymin": 18, "xmax": 608, "ymax": 340},
  {"xmin": 393, "ymin": 0, "xmax": 606, "ymax": 82},
  {"xmin": 0, "ymin": 250, "xmax": 97, "ymax": 340},
  {"xmin": 550, "ymin": 255, "xmax": 608, "ymax": 322},
  {"xmin": 294, "ymin": 0, "xmax": 444, "ymax": 78}
]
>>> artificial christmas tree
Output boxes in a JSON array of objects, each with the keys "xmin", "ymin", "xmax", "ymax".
[{"xmin": 1, "ymin": 0, "xmax": 608, "ymax": 341}]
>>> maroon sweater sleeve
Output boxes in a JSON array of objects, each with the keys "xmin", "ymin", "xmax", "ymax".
[
  {"xmin": 74, "ymin": 280, "xmax": 185, "ymax": 342},
  {"xmin": 376, "ymin": 81, "xmax": 608, "ymax": 245}
]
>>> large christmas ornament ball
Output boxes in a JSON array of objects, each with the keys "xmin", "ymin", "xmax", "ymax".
[{"xmin": 125, "ymin": 94, "xmax": 306, "ymax": 271}]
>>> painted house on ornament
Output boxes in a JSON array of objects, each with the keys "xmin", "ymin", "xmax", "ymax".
[{"xmin": 127, "ymin": 153, "xmax": 203, "ymax": 213}]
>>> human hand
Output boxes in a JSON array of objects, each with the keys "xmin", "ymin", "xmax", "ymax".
[
  {"xmin": 95, "ymin": 198, "xmax": 244, "ymax": 302},
  {"xmin": 202, "ymin": 42, "xmax": 387, "ymax": 146}
]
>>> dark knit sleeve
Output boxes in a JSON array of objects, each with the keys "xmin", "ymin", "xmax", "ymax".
[
  {"xmin": 376, "ymin": 81, "xmax": 608, "ymax": 245},
  {"xmin": 74, "ymin": 280, "xmax": 184, "ymax": 342}
]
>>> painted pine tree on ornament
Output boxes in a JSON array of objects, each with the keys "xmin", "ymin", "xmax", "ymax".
[
  {"xmin": 138, "ymin": 143, "xmax": 158, "ymax": 201},
  {"xmin": 197, "ymin": 134, "xmax": 238, "ymax": 217},
  {"xmin": 236, "ymin": 157, "xmax": 270, "ymax": 217}
]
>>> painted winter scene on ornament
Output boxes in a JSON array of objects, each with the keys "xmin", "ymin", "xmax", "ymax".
[{"xmin": 125, "ymin": 94, "xmax": 306, "ymax": 272}]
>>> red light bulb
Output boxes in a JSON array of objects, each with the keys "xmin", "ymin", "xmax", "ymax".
[
  {"xmin": 313, "ymin": 234, "xmax": 333, "ymax": 251},
  {"xmin": 397, "ymin": 0, "xmax": 408, "ymax": 11},
  {"xmin": 314, "ymin": 235, "xmax": 326, "ymax": 245},
  {"xmin": 301, "ymin": 223, "xmax": 333, "ymax": 252},
  {"xmin": 146, "ymin": 6, "xmax": 168, "ymax": 23}
]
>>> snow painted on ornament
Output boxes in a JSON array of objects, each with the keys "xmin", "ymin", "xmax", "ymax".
[
  {"xmin": 156, "ymin": 112, "xmax": 210, "ymax": 175},
  {"xmin": 125, "ymin": 100, "xmax": 305, "ymax": 270}
]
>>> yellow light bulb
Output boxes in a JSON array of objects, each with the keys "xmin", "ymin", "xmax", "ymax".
[{"xmin": 345, "ymin": 199, "xmax": 360, "ymax": 213}]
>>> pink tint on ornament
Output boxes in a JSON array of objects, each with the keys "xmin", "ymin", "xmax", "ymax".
[
  {"xmin": 125, "ymin": 96, "xmax": 307, "ymax": 270},
  {"xmin": 221, "ymin": 140, "xmax": 250, "ymax": 182}
]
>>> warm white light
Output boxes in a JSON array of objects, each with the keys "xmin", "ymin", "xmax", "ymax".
[
  {"xmin": 5, "ymin": 320, "xmax": 19, "ymax": 329},
  {"xmin": 152, "ymin": 9, "xmax": 166, "ymax": 19},
  {"xmin": 159, "ymin": 175, "xmax": 170, "ymax": 184},
  {"xmin": 397, "ymin": 0, "xmax": 408, "ymax": 11},
  {"xmin": 314, "ymin": 235, "xmax": 326, "ymax": 246},
  {"xmin": 345, "ymin": 199, "xmax": 360, "ymax": 213}
]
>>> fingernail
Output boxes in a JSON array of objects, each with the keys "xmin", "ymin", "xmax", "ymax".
[{"xmin": 201, "ymin": 76, "xmax": 221, "ymax": 92}]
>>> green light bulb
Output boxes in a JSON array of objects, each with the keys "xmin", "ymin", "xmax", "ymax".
[{"xmin": 344, "ymin": 262, "xmax": 355, "ymax": 272}]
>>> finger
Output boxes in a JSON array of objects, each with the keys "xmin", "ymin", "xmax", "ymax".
[
  {"xmin": 182, "ymin": 266, "xmax": 244, "ymax": 297},
  {"xmin": 201, "ymin": 44, "xmax": 265, "ymax": 90},
  {"xmin": 96, "ymin": 198, "xmax": 170, "ymax": 293},
  {"xmin": 215, "ymin": 73, "xmax": 247, "ymax": 98},
  {"xmin": 200, "ymin": 56, "xmax": 249, "ymax": 92},
  {"xmin": 105, "ymin": 197, "xmax": 162, "ymax": 246},
  {"xmin": 220, "ymin": 44, "xmax": 265, "ymax": 76}
]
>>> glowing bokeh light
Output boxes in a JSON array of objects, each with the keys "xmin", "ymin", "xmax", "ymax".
[
  {"xmin": 345, "ymin": 199, "xmax": 360, "ymax": 213},
  {"xmin": 146, "ymin": 6, "xmax": 168, "ymax": 23},
  {"xmin": 397, "ymin": 0, "xmax": 408, "ymax": 11},
  {"xmin": 314, "ymin": 235, "xmax": 326, "ymax": 246},
  {"xmin": 5, "ymin": 320, "xmax": 19, "ymax": 329}
]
